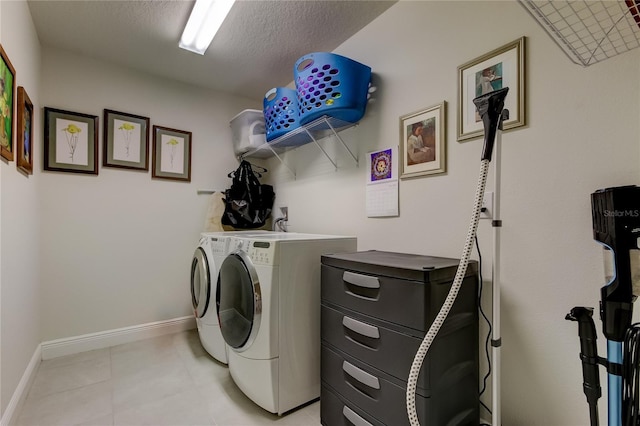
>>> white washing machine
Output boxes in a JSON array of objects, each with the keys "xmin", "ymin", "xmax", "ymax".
[
  {"xmin": 217, "ymin": 233, "xmax": 357, "ymax": 414},
  {"xmin": 190, "ymin": 230, "xmax": 275, "ymax": 363}
]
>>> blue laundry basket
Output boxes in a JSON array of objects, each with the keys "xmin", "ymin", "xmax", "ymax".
[
  {"xmin": 263, "ymin": 87, "xmax": 302, "ymax": 142},
  {"xmin": 294, "ymin": 52, "xmax": 371, "ymax": 125}
]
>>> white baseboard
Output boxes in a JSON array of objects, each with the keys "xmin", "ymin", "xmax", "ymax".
[
  {"xmin": 0, "ymin": 316, "xmax": 196, "ymax": 426},
  {"xmin": 41, "ymin": 315, "xmax": 196, "ymax": 360},
  {"xmin": 0, "ymin": 344, "xmax": 41, "ymax": 426}
]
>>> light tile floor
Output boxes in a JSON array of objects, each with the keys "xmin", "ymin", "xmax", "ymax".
[{"xmin": 15, "ymin": 330, "xmax": 320, "ymax": 426}]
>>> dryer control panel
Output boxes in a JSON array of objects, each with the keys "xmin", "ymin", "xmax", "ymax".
[{"xmin": 248, "ymin": 241, "xmax": 277, "ymax": 266}]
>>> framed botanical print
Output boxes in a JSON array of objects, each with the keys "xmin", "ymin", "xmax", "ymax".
[
  {"xmin": 103, "ymin": 109, "xmax": 150, "ymax": 171},
  {"xmin": 152, "ymin": 125, "xmax": 191, "ymax": 182},
  {"xmin": 44, "ymin": 107, "xmax": 99, "ymax": 175}
]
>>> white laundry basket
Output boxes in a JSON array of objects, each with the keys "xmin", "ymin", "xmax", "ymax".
[{"xmin": 230, "ymin": 109, "xmax": 267, "ymax": 157}]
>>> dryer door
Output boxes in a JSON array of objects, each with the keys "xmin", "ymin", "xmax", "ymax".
[
  {"xmin": 190, "ymin": 247, "xmax": 211, "ymax": 318},
  {"xmin": 217, "ymin": 250, "xmax": 262, "ymax": 352}
]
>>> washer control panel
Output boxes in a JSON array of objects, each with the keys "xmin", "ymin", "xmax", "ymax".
[
  {"xmin": 209, "ymin": 237, "xmax": 228, "ymax": 255},
  {"xmin": 230, "ymin": 238, "xmax": 250, "ymax": 252}
]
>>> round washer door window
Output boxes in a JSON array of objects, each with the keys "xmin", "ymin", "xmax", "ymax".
[
  {"xmin": 217, "ymin": 251, "xmax": 261, "ymax": 351},
  {"xmin": 190, "ymin": 247, "xmax": 210, "ymax": 318}
]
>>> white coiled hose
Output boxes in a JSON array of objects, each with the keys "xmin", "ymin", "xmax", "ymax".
[{"xmin": 406, "ymin": 158, "xmax": 491, "ymax": 425}]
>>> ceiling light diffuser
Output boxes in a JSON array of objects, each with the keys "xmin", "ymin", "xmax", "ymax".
[{"xmin": 179, "ymin": 0, "xmax": 235, "ymax": 55}]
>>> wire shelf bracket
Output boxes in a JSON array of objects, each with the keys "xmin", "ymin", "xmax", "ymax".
[
  {"xmin": 240, "ymin": 116, "xmax": 359, "ymax": 179},
  {"xmin": 519, "ymin": 0, "xmax": 640, "ymax": 67}
]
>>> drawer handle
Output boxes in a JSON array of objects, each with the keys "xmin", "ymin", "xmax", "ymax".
[
  {"xmin": 343, "ymin": 406, "xmax": 374, "ymax": 426},
  {"xmin": 342, "ymin": 316, "xmax": 380, "ymax": 339},
  {"xmin": 343, "ymin": 271, "xmax": 380, "ymax": 289},
  {"xmin": 342, "ymin": 361, "xmax": 380, "ymax": 390}
]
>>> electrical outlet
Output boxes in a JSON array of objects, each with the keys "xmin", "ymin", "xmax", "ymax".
[
  {"xmin": 274, "ymin": 207, "xmax": 289, "ymax": 232},
  {"xmin": 480, "ymin": 191, "xmax": 493, "ymax": 219}
]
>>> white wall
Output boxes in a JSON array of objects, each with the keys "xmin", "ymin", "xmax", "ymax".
[
  {"xmin": 38, "ymin": 48, "xmax": 258, "ymax": 341},
  {"xmin": 0, "ymin": 0, "xmax": 42, "ymax": 417},
  {"xmin": 267, "ymin": 2, "xmax": 640, "ymax": 425}
]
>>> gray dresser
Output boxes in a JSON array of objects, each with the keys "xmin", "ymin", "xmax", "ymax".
[{"xmin": 320, "ymin": 250, "xmax": 479, "ymax": 426}]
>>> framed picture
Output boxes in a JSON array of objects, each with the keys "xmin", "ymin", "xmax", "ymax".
[
  {"xmin": 103, "ymin": 109, "xmax": 150, "ymax": 171},
  {"xmin": 16, "ymin": 87, "xmax": 33, "ymax": 175},
  {"xmin": 457, "ymin": 37, "xmax": 526, "ymax": 142},
  {"xmin": 44, "ymin": 107, "xmax": 99, "ymax": 175},
  {"xmin": 0, "ymin": 44, "xmax": 16, "ymax": 162},
  {"xmin": 399, "ymin": 101, "xmax": 446, "ymax": 179},
  {"xmin": 152, "ymin": 125, "xmax": 191, "ymax": 182}
]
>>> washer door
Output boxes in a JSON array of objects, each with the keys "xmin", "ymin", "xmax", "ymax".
[
  {"xmin": 217, "ymin": 250, "xmax": 262, "ymax": 352},
  {"xmin": 190, "ymin": 247, "xmax": 211, "ymax": 318}
]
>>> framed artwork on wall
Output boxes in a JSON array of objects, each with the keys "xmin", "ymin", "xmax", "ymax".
[
  {"xmin": 152, "ymin": 125, "xmax": 191, "ymax": 182},
  {"xmin": 103, "ymin": 109, "xmax": 150, "ymax": 171},
  {"xmin": 457, "ymin": 37, "xmax": 526, "ymax": 142},
  {"xmin": 0, "ymin": 44, "xmax": 16, "ymax": 162},
  {"xmin": 44, "ymin": 107, "xmax": 99, "ymax": 175},
  {"xmin": 399, "ymin": 101, "xmax": 446, "ymax": 179},
  {"xmin": 16, "ymin": 87, "xmax": 33, "ymax": 175}
]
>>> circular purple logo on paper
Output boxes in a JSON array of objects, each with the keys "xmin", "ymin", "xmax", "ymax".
[{"xmin": 371, "ymin": 149, "xmax": 392, "ymax": 181}]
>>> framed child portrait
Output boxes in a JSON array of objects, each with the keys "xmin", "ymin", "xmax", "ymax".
[
  {"xmin": 457, "ymin": 37, "xmax": 526, "ymax": 141},
  {"xmin": 399, "ymin": 101, "xmax": 446, "ymax": 179}
]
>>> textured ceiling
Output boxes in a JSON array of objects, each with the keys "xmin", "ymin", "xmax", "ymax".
[{"xmin": 27, "ymin": 0, "xmax": 396, "ymax": 101}]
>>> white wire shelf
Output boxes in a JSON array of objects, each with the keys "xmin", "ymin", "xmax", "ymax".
[{"xmin": 519, "ymin": 0, "xmax": 640, "ymax": 66}]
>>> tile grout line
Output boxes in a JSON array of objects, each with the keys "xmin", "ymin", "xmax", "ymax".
[{"xmin": 109, "ymin": 345, "xmax": 115, "ymax": 426}]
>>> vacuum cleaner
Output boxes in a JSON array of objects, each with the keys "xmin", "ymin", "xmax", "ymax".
[
  {"xmin": 567, "ymin": 185, "xmax": 640, "ymax": 426},
  {"xmin": 406, "ymin": 86, "xmax": 509, "ymax": 426}
]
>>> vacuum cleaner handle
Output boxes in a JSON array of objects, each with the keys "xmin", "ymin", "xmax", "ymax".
[
  {"xmin": 567, "ymin": 306, "xmax": 601, "ymax": 426},
  {"xmin": 473, "ymin": 87, "xmax": 509, "ymax": 162}
]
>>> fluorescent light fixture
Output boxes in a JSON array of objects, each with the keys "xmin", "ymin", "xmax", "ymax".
[{"xmin": 179, "ymin": 0, "xmax": 235, "ymax": 55}]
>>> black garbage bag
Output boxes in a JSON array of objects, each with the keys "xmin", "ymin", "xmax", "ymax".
[{"xmin": 221, "ymin": 160, "xmax": 275, "ymax": 229}]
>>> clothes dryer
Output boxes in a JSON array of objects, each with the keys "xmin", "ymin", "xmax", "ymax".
[
  {"xmin": 217, "ymin": 233, "xmax": 357, "ymax": 414},
  {"xmin": 190, "ymin": 230, "xmax": 274, "ymax": 363}
]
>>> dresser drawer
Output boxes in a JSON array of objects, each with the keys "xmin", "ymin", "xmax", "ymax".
[
  {"xmin": 321, "ymin": 344, "xmax": 428, "ymax": 426},
  {"xmin": 321, "ymin": 304, "xmax": 428, "ymax": 388},
  {"xmin": 322, "ymin": 344, "xmax": 479, "ymax": 426},
  {"xmin": 321, "ymin": 265, "xmax": 477, "ymax": 331},
  {"xmin": 321, "ymin": 384, "xmax": 385, "ymax": 426},
  {"xmin": 321, "ymin": 304, "xmax": 479, "ymax": 394}
]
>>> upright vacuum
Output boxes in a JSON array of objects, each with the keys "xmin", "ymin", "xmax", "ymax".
[{"xmin": 568, "ymin": 185, "xmax": 640, "ymax": 426}]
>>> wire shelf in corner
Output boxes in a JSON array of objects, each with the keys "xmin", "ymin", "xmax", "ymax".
[{"xmin": 519, "ymin": 0, "xmax": 640, "ymax": 67}]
